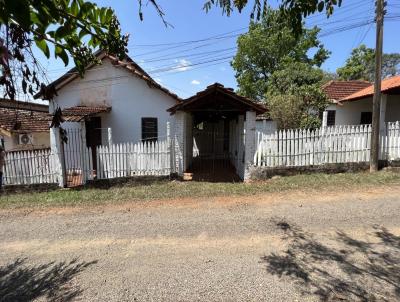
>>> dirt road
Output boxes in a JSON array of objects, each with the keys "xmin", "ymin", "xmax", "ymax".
[{"xmin": 1, "ymin": 186, "xmax": 400, "ymax": 301}]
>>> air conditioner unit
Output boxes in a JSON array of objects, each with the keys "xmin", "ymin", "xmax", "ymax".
[{"xmin": 18, "ymin": 133, "xmax": 34, "ymax": 145}]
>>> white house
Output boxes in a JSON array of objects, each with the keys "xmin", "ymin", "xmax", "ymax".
[
  {"xmin": 36, "ymin": 51, "xmax": 180, "ymax": 146},
  {"xmin": 322, "ymin": 77, "xmax": 400, "ymax": 127},
  {"xmin": 36, "ymin": 51, "xmax": 268, "ymax": 182}
]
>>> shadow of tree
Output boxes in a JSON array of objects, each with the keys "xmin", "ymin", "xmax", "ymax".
[
  {"xmin": 0, "ymin": 258, "xmax": 98, "ymax": 302},
  {"xmin": 261, "ymin": 220, "xmax": 400, "ymax": 301}
]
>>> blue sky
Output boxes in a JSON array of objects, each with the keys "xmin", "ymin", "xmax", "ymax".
[{"xmin": 42, "ymin": 0, "xmax": 400, "ymax": 99}]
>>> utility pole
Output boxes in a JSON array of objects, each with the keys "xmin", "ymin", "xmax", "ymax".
[{"xmin": 370, "ymin": 0, "xmax": 385, "ymax": 172}]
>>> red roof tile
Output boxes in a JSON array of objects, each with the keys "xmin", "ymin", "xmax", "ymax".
[
  {"xmin": 322, "ymin": 80, "xmax": 371, "ymax": 101},
  {"xmin": 0, "ymin": 107, "xmax": 50, "ymax": 133},
  {"xmin": 61, "ymin": 106, "xmax": 111, "ymax": 122},
  {"xmin": 341, "ymin": 75, "xmax": 400, "ymax": 101}
]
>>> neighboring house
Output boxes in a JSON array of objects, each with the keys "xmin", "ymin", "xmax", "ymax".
[
  {"xmin": 255, "ymin": 115, "xmax": 277, "ymax": 134},
  {"xmin": 36, "ymin": 50, "xmax": 180, "ymax": 151},
  {"xmin": 322, "ymin": 77, "xmax": 400, "ymax": 126},
  {"xmin": 0, "ymin": 99, "xmax": 50, "ymax": 151}
]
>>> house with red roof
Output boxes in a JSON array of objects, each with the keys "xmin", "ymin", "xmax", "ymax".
[
  {"xmin": 36, "ymin": 51, "xmax": 267, "ymax": 181},
  {"xmin": 322, "ymin": 76, "xmax": 400, "ymax": 127},
  {"xmin": 0, "ymin": 99, "xmax": 50, "ymax": 151}
]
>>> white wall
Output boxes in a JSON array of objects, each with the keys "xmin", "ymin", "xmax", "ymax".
[
  {"xmin": 53, "ymin": 58, "xmax": 177, "ymax": 144},
  {"xmin": 256, "ymin": 120, "xmax": 277, "ymax": 134},
  {"xmin": 327, "ymin": 99, "xmax": 373, "ymax": 126},
  {"xmin": 2, "ymin": 132, "xmax": 50, "ymax": 151},
  {"xmin": 327, "ymin": 95, "xmax": 400, "ymax": 126}
]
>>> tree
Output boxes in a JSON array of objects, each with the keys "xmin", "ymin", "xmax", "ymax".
[
  {"xmin": 337, "ymin": 45, "xmax": 400, "ymax": 81},
  {"xmin": 204, "ymin": 0, "xmax": 343, "ymax": 32},
  {"xmin": 231, "ymin": 8, "xmax": 329, "ymax": 100},
  {"xmin": 321, "ymin": 71, "xmax": 338, "ymax": 84},
  {"xmin": 0, "ymin": 0, "xmax": 165, "ymax": 101},
  {"xmin": 266, "ymin": 61, "xmax": 329, "ymax": 129}
]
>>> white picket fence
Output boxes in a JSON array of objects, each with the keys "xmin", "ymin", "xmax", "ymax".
[
  {"xmin": 96, "ymin": 139, "xmax": 172, "ymax": 179},
  {"xmin": 255, "ymin": 122, "xmax": 400, "ymax": 167},
  {"xmin": 385, "ymin": 122, "xmax": 400, "ymax": 160},
  {"xmin": 3, "ymin": 149, "xmax": 59, "ymax": 185}
]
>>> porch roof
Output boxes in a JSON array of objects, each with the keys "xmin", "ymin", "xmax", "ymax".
[
  {"xmin": 61, "ymin": 105, "xmax": 111, "ymax": 122},
  {"xmin": 167, "ymin": 83, "xmax": 267, "ymax": 115}
]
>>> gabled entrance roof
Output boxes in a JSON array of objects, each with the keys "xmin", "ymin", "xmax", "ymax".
[{"xmin": 167, "ymin": 83, "xmax": 266, "ymax": 115}]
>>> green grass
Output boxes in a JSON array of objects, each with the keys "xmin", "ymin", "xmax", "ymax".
[{"xmin": 1, "ymin": 171, "xmax": 400, "ymax": 209}]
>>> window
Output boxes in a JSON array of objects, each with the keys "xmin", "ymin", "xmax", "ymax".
[
  {"xmin": 141, "ymin": 117, "xmax": 158, "ymax": 141},
  {"xmin": 327, "ymin": 110, "xmax": 336, "ymax": 126},
  {"xmin": 360, "ymin": 112, "xmax": 372, "ymax": 125}
]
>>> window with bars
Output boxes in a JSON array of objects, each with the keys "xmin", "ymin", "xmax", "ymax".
[
  {"xmin": 360, "ymin": 112, "xmax": 372, "ymax": 125},
  {"xmin": 141, "ymin": 117, "xmax": 158, "ymax": 141},
  {"xmin": 327, "ymin": 110, "xmax": 336, "ymax": 126}
]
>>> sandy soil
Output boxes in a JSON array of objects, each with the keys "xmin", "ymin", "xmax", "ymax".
[{"xmin": 1, "ymin": 186, "xmax": 400, "ymax": 301}]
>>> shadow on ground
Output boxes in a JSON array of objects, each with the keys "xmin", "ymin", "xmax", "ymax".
[
  {"xmin": 0, "ymin": 258, "xmax": 97, "ymax": 302},
  {"xmin": 261, "ymin": 220, "xmax": 400, "ymax": 301}
]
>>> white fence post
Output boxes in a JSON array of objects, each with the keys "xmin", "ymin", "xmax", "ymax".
[
  {"xmin": 244, "ymin": 111, "xmax": 256, "ymax": 181},
  {"xmin": 51, "ymin": 127, "xmax": 66, "ymax": 187},
  {"xmin": 108, "ymin": 128, "xmax": 113, "ymax": 146}
]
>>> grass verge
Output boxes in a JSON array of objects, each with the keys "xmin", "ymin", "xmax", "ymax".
[{"xmin": 0, "ymin": 171, "xmax": 399, "ymax": 209}]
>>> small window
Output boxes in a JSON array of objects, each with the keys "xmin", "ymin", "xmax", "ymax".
[
  {"xmin": 327, "ymin": 110, "xmax": 336, "ymax": 126},
  {"xmin": 142, "ymin": 117, "xmax": 158, "ymax": 141},
  {"xmin": 360, "ymin": 112, "xmax": 372, "ymax": 125}
]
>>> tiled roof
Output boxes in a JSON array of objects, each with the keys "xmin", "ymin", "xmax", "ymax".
[
  {"xmin": 322, "ymin": 80, "xmax": 371, "ymax": 101},
  {"xmin": 61, "ymin": 106, "xmax": 111, "ymax": 122},
  {"xmin": 0, "ymin": 107, "xmax": 50, "ymax": 133},
  {"xmin": 341, "ymin": 75, "xmax": 400, "ymax": 101},
  {"xmin": 35, "ymin": 50, "xmax": 181, "ymax": 102},
  {"xmin": 168, "ymin": 83, "xmax": 267, "ymax": 115}
]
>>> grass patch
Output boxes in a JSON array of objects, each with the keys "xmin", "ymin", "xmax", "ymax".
[{"xmin": 1, "ymin": 171, "xmax": 399, "ymax": 209}]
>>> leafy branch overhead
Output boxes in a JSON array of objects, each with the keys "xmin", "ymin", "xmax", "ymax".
[{"xmin": 204, "ymin": 0, "xmax": 343, "ymax": 31}]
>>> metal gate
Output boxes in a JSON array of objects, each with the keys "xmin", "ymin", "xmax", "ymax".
[{"xmin": 190, "ymin": 125, "xmax": 239, "ymax": 182}]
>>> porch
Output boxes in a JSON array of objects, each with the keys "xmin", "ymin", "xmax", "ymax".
[{"xmin": 168, "ymin": 83, "xmax": 266, "ymax": 181}]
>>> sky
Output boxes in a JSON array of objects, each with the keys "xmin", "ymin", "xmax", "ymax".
[{"xmin": 40, "ymin": 0, "xmax": 400, "ymax": 99}]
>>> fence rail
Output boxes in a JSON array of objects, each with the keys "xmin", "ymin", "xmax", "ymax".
[
  {"xmin": 3, "ymin": 149, "xmax": 58, "ymax": 185},
  {"xmin": 96, "ymin": 139, "xmax": 171, "ymax": 179},
  {"xmin": 255, "ymin": 122, "xmax": 400, "ymax": 168}
]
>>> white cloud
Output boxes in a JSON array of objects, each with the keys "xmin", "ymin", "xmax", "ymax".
[
  {"xmin": 191, "ymin": 80, "xmax": 200, "ymax": 85},
  {"xmin": 219, "ymin": 66, "xmax": 227, "ymax": 71},
  {"xmin": 173, "ymin": 59, "xmax": 192, "ymax": 72},
  {"xmin": 154, "ymin": 77, "xmax": 163, "ymax": 83}
]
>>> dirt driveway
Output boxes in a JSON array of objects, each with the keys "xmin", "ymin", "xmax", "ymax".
[{"xmin": 1, "ymin": 186, "xmax": 400, "ymax": 301}]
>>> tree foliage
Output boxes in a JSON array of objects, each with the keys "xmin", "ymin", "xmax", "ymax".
[
  {"xmin": 204, "ymin": 0, "xmax": 343, "ymax": 32},
  {"xmin": 337, "ymin": 44, "xmax": 400, "ymax": 82},
  {"xmin": 0, "ymin": 0, "xmax": 165, "ymax": 101},
  {"xmin": 266, "ymin": 62, "xmax": 329, "ymax": 129},
  {"xmin": 232, "ymin": 8, "xmax": 329, "ymax": 101}
]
